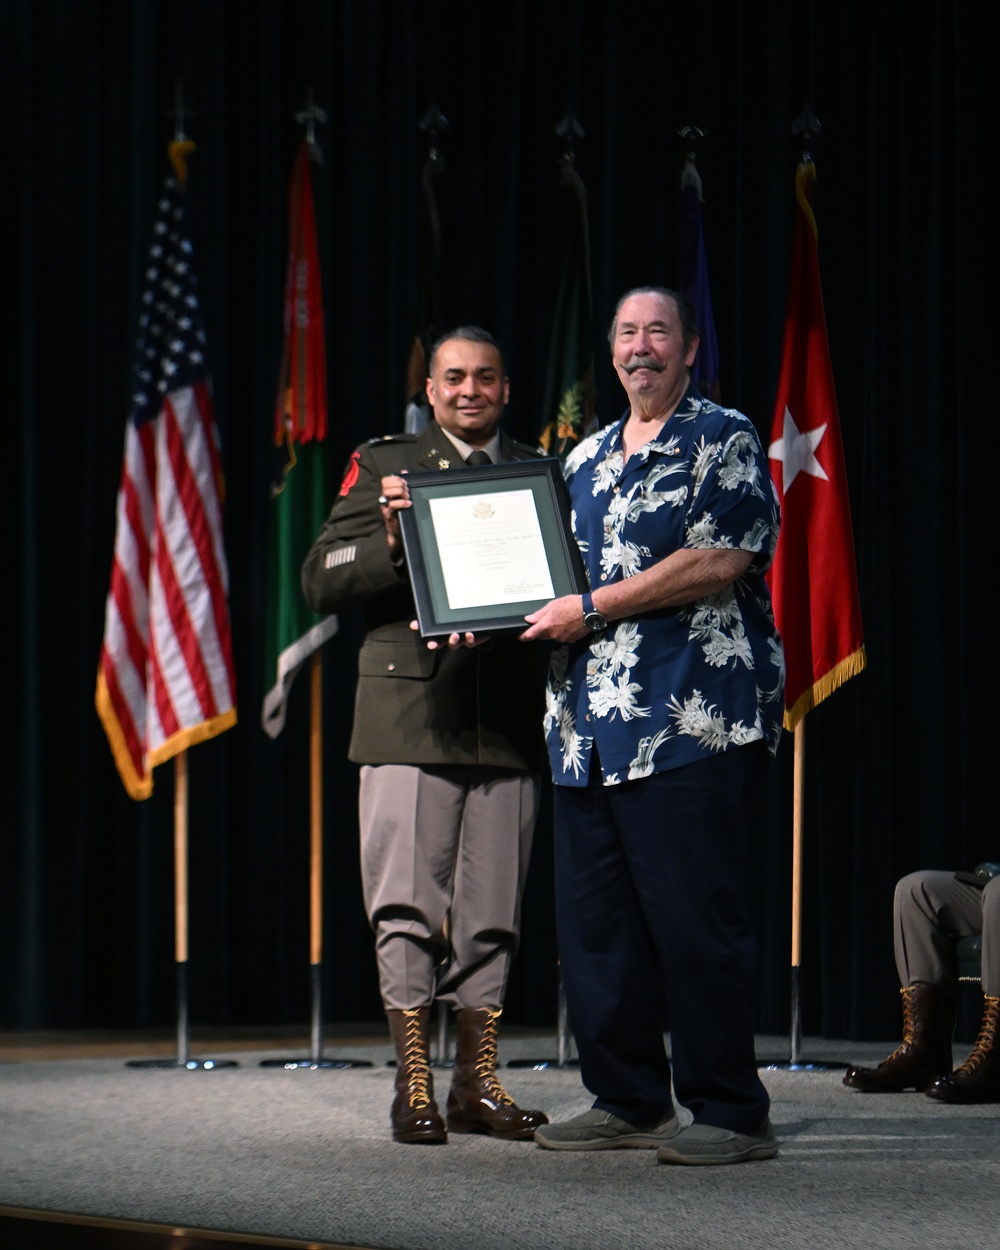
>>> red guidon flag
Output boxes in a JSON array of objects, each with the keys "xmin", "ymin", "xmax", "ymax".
[
  {"xmin": 96, "ymin": 143, "xmax": 237, "ymax": 798},
  {"xmin": 261, "ymin": 139, "xmax": 338, "ymax": 739},
  {"xmin": 766, "ymin": 161, "xmax": 866, "ymax": 731}
]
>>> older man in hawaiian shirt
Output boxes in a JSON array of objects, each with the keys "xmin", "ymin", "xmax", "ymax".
[{"xmin": 522, "ymin": 287, "xmax": 785, "ymax": 1166}]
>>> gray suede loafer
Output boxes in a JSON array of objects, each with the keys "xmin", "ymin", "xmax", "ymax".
[
  {"xmin": 535, "ymin": 1108, "xmax": 680, "ymax": 1151},
  {"xmin": 656, "ymin": 1118, "xmax": 778, "ymax": 1165}
]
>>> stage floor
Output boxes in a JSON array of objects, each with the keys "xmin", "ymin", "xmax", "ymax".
[{"xmin": 1, "ymin": 1029, "xmax": 997, "ymax": 1250}]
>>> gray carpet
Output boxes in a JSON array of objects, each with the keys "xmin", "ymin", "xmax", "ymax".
[{"xmin": 1, "ymin": 1033, "xmax": 996, "ymax": 1250}]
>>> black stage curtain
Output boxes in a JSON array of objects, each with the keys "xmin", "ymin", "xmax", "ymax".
[{"xmin": 3, "ymin": 0, "xmax": 995, "ymax": 1042}]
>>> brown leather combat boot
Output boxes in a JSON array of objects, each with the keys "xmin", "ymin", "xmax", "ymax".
[
  {"xmin": 842, "ymin": 983, "xmax": 955, "ymax": 1092},
  {"xmin": 446, "ymin": 1007, "xmax": 549, "ymax": 1140},
  {"xmin": 925, "ymin": 995, "xmax": 1000, "ymax": 1103},
  {"xmin": 386, "ymin": 1007, "xmax": 447, "ymax": 1143}
]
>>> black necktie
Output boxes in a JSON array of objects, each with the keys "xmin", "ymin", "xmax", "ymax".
[{"xmin": 466, "ymin": 450, "xmax": 492, "ymax": 465}]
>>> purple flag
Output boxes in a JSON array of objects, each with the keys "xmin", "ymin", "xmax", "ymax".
[{"xmin": 678, "ymin": 159, "xmax": 721, "ymax": 402}]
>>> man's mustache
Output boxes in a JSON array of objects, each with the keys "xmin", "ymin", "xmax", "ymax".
[{"xmin": 622, "ymin": 355, "xmax": 666, "ymax": 374}]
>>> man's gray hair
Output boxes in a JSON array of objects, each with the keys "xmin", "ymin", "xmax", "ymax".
[{"xmin": 607, "ymin": 287, "xmax": 700, "ymax": 350}]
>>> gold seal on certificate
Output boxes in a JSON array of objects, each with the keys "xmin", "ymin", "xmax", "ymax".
[{"xmin": 399, "ymin": 458, "xmax": 587, "ymax": 637}]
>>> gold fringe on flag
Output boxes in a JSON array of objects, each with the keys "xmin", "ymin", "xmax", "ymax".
[{"xmin": 782, "ymin": 644, "xmax": 868, "ymax": 733}]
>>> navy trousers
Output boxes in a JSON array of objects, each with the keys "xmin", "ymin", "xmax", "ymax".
[{"xmin": 553, "ymin": 743, "xmax": 770, "ymax": 1134}]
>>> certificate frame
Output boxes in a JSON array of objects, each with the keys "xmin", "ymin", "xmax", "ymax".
[{"xmin": 399, "ymin": 457, "xmax": 588, "ymax": 637}]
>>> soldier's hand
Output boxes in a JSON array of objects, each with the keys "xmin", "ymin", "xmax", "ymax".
[
  {"xmin": 378, "ymin": 473, "xmax": 410, "ymax": 560},
  {"xmin": 409, "ymin": 621, "xmax": 484, "ymax": 650}
]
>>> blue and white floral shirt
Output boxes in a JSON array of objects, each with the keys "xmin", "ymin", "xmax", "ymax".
[{"xmin": 545, "ymin": 385, "xmax": 785, "ymax": 788}]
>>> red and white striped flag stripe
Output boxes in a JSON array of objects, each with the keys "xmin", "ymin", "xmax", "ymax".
[{"xmin": 96, "ymin": 161, "xmax": 236, "ymax": 799}]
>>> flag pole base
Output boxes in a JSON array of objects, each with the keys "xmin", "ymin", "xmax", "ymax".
[
  {"xmin": 126, "ymin": 963, "xmax": 239, "ymax": 1069},
  {"xmin": 126, "ymin": 1057, "xmax": 239, "ymax": 1070},
  {"xmin": 259, "ymin": 1057, "xmax": 372, "ymax": 1070},
  {"xmin": 756, "ymin": 964, "xmax": 849, "ymax": 1071},
  {"xmin": 507, "ymin": 1057, "xmax": 580, "ymax": 1069},
  {"xmin": 508, "ymin": 976, "xmax": 579, "ymax": 1068},
  {"xmin": 260, "ymin": 964, "xmax": 373, "ymax": 1068},
  {"xmin": 757, "ymin": 1059, "xmax": 849, "ymax": 1072}
]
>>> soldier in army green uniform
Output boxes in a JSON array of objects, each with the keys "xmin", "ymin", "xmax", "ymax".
[{"xmin": 302, "ymin": 326, "xmax": 549, "ymax": 1144}]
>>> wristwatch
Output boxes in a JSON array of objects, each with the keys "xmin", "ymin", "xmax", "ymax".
[{"xmin": 581, "ymin": 591, "xmax": 608, "ymax": 633}]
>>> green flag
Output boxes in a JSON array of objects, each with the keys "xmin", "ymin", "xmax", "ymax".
[
  {"xmin": 262, "ymin": 141, "xmax": 337, "ymax": 738},
  {"xmin": 540, "ymin": 149, "xmax": 596, "ymax": 457}
]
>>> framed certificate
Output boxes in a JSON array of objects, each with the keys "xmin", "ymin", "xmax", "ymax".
[{"xmin": 399, "ymin": 457, "xmax": 588, "ymax": 637}]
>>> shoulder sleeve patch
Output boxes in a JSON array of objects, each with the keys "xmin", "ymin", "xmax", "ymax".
[{"xmin": 338, "ymin": 451, "xmax": 362, "ymax": 497}]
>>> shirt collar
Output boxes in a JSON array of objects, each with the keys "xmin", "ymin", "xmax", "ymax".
[
  {"xmin": 438, "ymin": 426, "xmax": 502, "ymax": 463},
  {"xmin": 608, "ymin": 384, "xmax": 704, "ymax": 457}
]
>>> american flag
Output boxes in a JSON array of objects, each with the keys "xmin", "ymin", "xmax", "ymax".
[{"xmin": 96, "ymin": 166, "xmax": 237, "ymax": 800}]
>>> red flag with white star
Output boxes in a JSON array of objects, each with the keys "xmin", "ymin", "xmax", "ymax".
[{"xmin": 766, "ymin": 161, "xmax": 866, "ymax": 730}]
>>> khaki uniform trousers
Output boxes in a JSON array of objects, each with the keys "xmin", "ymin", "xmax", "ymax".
[
  {"xmin": 894, "ymin": 869, "xmax": 999, "ymax": 996},
  {"xmin": 359, "ymin": 763, "xmax": 540, "ymax": 1011}
]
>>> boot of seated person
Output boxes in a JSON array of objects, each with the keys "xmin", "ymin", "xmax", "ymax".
[
  {"xmin": 925, "ymin": 995, "xmax": 1000, "ymax": 1103},
  {"xmin": 843, "ymin": 983, "xmax": 955, "ymax": 1093}
]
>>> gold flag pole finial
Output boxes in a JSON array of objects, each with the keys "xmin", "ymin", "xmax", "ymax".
[
  {"xmin": 791, "ymin": 99, "xmax": 821, "ymax": 243},
  {"xmin": 169, "ymin": 79, "xmax": 196, "ymax": 187}
]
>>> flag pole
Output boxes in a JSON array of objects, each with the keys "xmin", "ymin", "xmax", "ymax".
[
  {"xmin": 305, "ymin": 648, "xmax": 369, "ymax": 1066},
  {"xmin": 760, "ymin": 102, "xmax": 865, "ymax": 1072},
  {"xmin": 261, "ymin": 645, "xmax": 369, "ymax": 1069},
  {"xmin": 110, "ymin": 113, "xmax": 238, "ymax": 1071},
  {"xmin": 510, "ymin": 108, "xmax": 594, "ymax": 1071},
  {"xmin": 537, "ymin": 108, "xmax": 596, "ymax": 459},
  {"xmin": 506, "ymin": 968, "xmax": 579, "ymax": 1071},
  {"xmin": 404, "ymin": 103, "xmax": 449, "ymax": 435},
  {"xmin": 256, "ymin": 97, "xmax": 367, "ymax": 1071},
  {"xmin": 175, "ymin": 748, "xmax": 190, "ymax": 1065},
  {"xmin": 308, "ymin": 650, "xmax": 324, "ymax": 1060},
  {"xmin": 789, "ymin": 721, "xmax": 806, "ymax": 1064},
  {"xmin": 761, "ymin": 720, "xmax": 847, "ymax": 1072},
  {"xmin": 127, "ymin": 752, "xmax": 237, "ymax": 1070},
  {"xmin": 677, "ymin": 122, "xmax": 721, "ymax": 403}
]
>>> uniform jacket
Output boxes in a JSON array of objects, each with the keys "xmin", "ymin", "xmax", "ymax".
[{"xmin": 301, "ymin": 421, "xmax": 548, "ymax": 770}]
